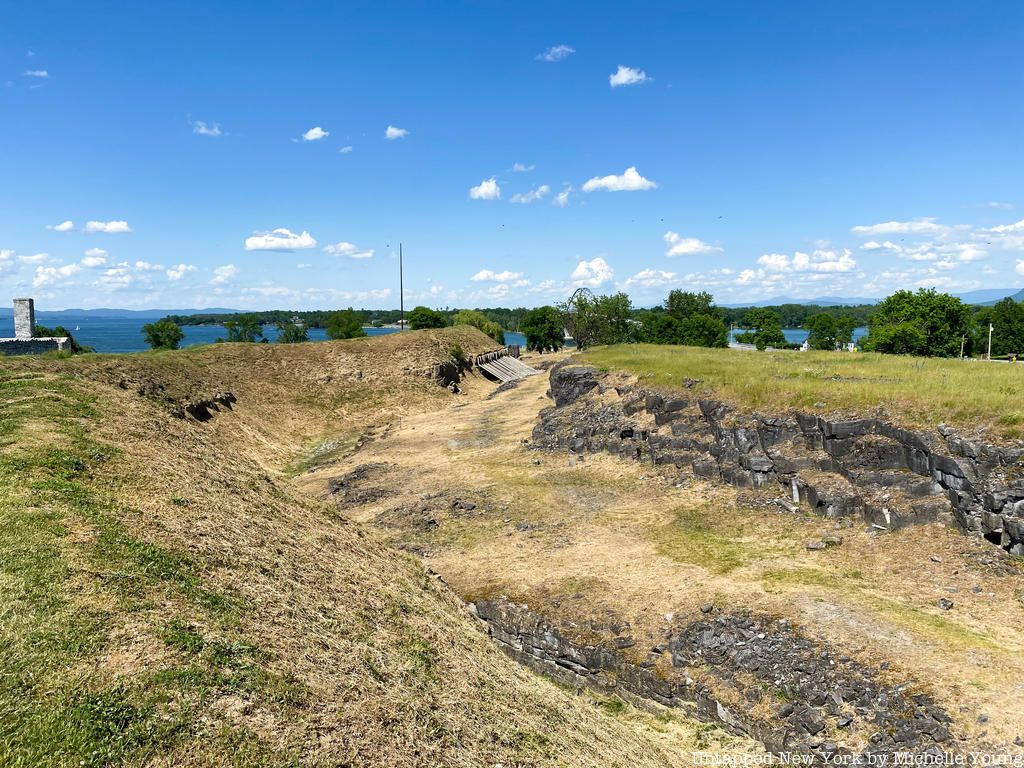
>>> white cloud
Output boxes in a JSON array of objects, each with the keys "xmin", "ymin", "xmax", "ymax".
[
  {"xmin": 571, "ymin": 257, "xmax": 614, "ymax": 287},
  {"xmin": 34, "ymin": 263, "xmax": 80, "ymax": 287},
  {"xmin": 323, "ymin": 241, "xmax": 374, "ymax": 259},
  {"xmin": 471, "ymin": 269, "xmax": 523, "ymax": 282},
  {"xmin": 339, "ymin": 145, "xmax": 353, "ymax": 153},
  {"xmin": 192, "ymin": 120, "xmax": 223, "ymax": 137},
  {"xmin": 663, "ymin": 231, "xmax": 721, "ymax": 257},
  {"xmin": 81, "ymin": 248, "xmax": 108, "ymax": 267},
  {"xmin": 385, "ymin": 125, "xmax": 409, "ymax": 140},
  {"xmin": 609, "ymin": 65, "xmax": 648, "ymax": 87},
  {"xmin": 244, "ymin": 227, "xmax": 317, "ymax": 251},
  {"xmin": 984, "ymin": 202, "xmax": 1014, "ymax": 210},
  {"xmin": 756, "ymin": 248, "xmax": 857, "ymax": 273},
  {"xmin": 986, "ymin": 219, "xmax": 1024, "ymax": 234},
  {"xmin": 210, "ymin": 264, "xmax": 238, "ymax": 285},
  {"xmin": 23, "ymin": 69, "xmax": 48, "ymax": 78},
  {"xmin": 850, "ymin": 218, "xmax": 948, "ymax": 236},
  {"xmin": 166, "ymin": 263, "xmax": 196, "ymax": 280},
  {"xmin": 18, "ymin": 252, "xmax": 48, "ymax": 264},
  {"xmin": 582, "ymin": 166, "xmax": 656, "ymax": 192},
  {"xmin": 0, "ymin": 250, "xmax": 14, "ymax": 273},
  {"xmin": 85, "ymin": 220, "xmax": 132, "ymax": 233},
  {"xmin": 134, "ymin": 260, "xmax": 164, "ymax": 271},
  {"xmin": 553, "ymin": 187, "xmax": 572, "ymax": 207},
  {"xmin": 469, "ymin": 177, "xmax": 501, "ymax": 200},
  {"xmin": 510, "ymin": 184, "xmax": 550, "ymax": 204},
  {"xmin": 512, "ymin": 162, "xmax": 535, "ymax": 172},
  {"xmin": 47, "ymin": 220, "xmax": 74, "ymax": 232},
  {"xmin": 97, "ymin": 263, "xmax": 133, "ymax": 288},
  {"xmin": 624, "ymin": 268, "xmax": 677, "ymax": 288},
  {"xmin": 1017, "ymin": 260, "xmax": 1024, "ymax": 277},
  {"xmin": 301, "ymin": 126, "xmax": 329, "ymax": 142},
  {"xmin": 536, "ymin": 45, "xmax": 575, "ymax": 62}
]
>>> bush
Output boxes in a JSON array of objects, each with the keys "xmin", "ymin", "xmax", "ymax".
[
  {"xmin": 142, "ymin": 319, "xmax": 184, "ymax": 350},
  {"xmin": 452, "ymin": 310, "xmax": 504, "ymax": 344},
  {"xmin": 520, "ymin": 306, "xmax": 564, "ymax": 353},
  {"xmin": 407, "ymin": 306, "xmax": 447, "ymax": 330},
  {"xmin": 275, "ymin": 320, "xmax": 308, "ymax": 344},
  {"xmin": 326, "ymin": 308, "xmax": 367, "ymax": 340}
]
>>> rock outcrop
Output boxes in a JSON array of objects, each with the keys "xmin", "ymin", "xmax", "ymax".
[
  {"xmin": 473, "ymin": 598, "xmax": 954, "ymax": 761},
  {"xmin": 532, "ymin": 364, "xmax": 1024, "ymax": 554}
]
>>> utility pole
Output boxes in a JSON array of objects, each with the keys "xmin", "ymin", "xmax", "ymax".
[
  {"xmin": 399, "ymin": 243, "xmax": 404, "ymax": 331},
  {"xmin": 988, "ymin": 322, "xmax": 994, "ymax": 360},
  {"xmin": 960, "ymin": 334, "xmax": 966, "ymax": 360}
]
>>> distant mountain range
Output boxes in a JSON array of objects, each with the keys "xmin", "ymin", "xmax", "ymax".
[
  {"xmin": 723, "ymin": 288, "xmax": 1023, "ymax": 308},
  {"xmin": 0, "ymin": 307, "xmax": 241, "ymax": 319}
]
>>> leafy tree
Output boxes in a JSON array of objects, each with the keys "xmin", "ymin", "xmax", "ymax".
[
  {"xmin": 740, "ymin": 308, "xmax": 786, "ymax": 350},
  {"xmin": 666, "ymin": 290, "xmax": 716, "ymax": 321},
  {"xmin": 979, "ymin": 298, "xmax": 1024, "ymax": 358},
  {"xmin": 836, "ymin": 316, "xmax": 857, "ymax": 347},
  {"xmin": 651, "ymin": 290, "xmax": 729, "ymax": 348},
  {"xmin": 452, "ymin": 309, "xmax": 505, "ymax": 344},
  {"xmin": 520, "ymin": 306, "xmax": 564, "ymax": 352},
  {"xmin": 862, "ymin": 289, "xmax": 972, "ymax": 357},
  {"xmin": 806, "ymin": 313, "xmax": 837, "ymax": 350},
  {"xmin": 275, "ymin": 320, "xmax": 308, "ymax": 343},
  {"xmin": 326, "ymin": 308, "xmax": 367, "ymax": 340},
  {"xmin": 222, "ymin": 315, "xmax": 264, "ymax": 343},
  {"xmin": 565, "ymin": 292, "xmax": 633, "ymax": 350},
  {"xmin": 142, "ymin": 318, "xmax": 184, "ymax": 350},
  {"xmin": 407, "ymin": 306, "xmax": 447, "ymax": 330},
  {"xmin": 681, "ymin": 312, "xmax": 729, "ymax": 348}
]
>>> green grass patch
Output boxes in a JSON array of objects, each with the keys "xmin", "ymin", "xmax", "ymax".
[{"xmin": 584, "ymin": 344, "xmax": 1024, "ymax": 439}]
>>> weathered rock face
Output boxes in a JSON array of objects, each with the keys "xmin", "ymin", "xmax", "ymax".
[
  {"xmin": 473, "ymin": 598, "xmax": 954, "ymax": 761},
  {"xmin": 532, "ymin": 365, "xmax": 1024, "ymax": 554}
]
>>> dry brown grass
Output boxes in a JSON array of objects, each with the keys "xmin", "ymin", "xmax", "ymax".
[
  {"xmin": 0, "ymin": 331, "xmax": 763, "ymax": 766},
  {"xmin": 321, "ymin": 357, "xmax": 1024, "ymax": 752}
]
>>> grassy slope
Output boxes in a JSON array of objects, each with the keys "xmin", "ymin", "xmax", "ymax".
[
  {"xmin": 0, "ymin": 330, "xmax": 703, "ymax": 767},
  {"xmin": 585, "ymin": 344, "xmax": 1024, "ymax": 440}
]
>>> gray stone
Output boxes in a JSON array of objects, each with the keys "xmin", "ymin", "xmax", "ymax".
[{"xmin": 937, "ymin": 598, "xmax": 954, "ymax": 611}]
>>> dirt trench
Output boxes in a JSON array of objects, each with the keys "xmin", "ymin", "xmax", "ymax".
[{"xmin": 297, "ymin": 356, "xmax": 1024, "ymax": 760}]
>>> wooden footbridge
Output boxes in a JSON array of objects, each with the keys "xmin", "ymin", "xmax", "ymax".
[{"xmin": 472, "ymin": 349, "xmax": 543, "ymax": 384}]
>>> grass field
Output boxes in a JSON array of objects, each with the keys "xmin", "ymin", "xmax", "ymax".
[{"xmin": 585, "ymin": 344, "xmax": 1024, "ymax": 439}]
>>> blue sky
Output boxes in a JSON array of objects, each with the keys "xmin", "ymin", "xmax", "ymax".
[{"xmin": 2, "ymin": 1, "xmax": 1023, "ymax": 310}]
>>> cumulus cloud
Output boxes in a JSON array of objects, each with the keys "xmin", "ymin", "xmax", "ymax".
[
  {"xmin": 757, "ymin": 248, "xmax": 857, "ymax": 273},
  {"xmin": 582, "ymin": 166, "xmax": 656, "ymax": 192},
  {"xmin": 512, "ymin": 162, "xmax": 535, "ymax": 172},
  {"xmin": 210, "ymin": 264, "xmax": 238, "ymax": 285},
  {"xmin": 166, "ymin": 263, "xmax": 196, "ymax": 280},
  {"xmin": 134, "ymin": 260, "xmax": 164, "ymax": 271},
  {"xmin": 323, "ymin": 241, "xmax": 374, "ymax": 259},
  {"xmin": 510, "ymin": 184, "xmax": 550, "ymax": 204},
  {"xmin": 192, "ymin": 120, "xmax": 223, "ymax": 137},
  {"xmin": 1017, "ymin": 260, "xmax": 1024, "ymax": 277},
  {"xmin": 24, "ymin": 69, "xmax": 48, "ymax": 78},
  {"xmin": 85, "ymin": 220, "xmax": 132, "ymax": 233},
  {"xmin": 0, "ymin": 250, "xmax": 14, "ymax": 273},
  {"xmin": 18, "ymin": 252, "xmax": 48, "ymax": 264},
  {"xmin": 47, "ymin": 220, "xmax": 74, "ymax": 232},
  {"xmin": 663, "ymin": 231, "xmax": 721, "ymax": 257},
  {"xmin": 571, "ymin": 257, "xmax": 614, "ymax": 287},
  {"xmin": 385, "ymin": 125, "xmax": 409, "ymax": 140},
  {"xmin": 609, "ymin": 65, "xmax": 648, "ymax": 87},
  {"xmin": 471, "ymin": 269, "xmax": 523, "ymax": 282},
  {"xmin": 850, "ymin": 218, "xmax": 948, "ymax": 236},
  {"xmin": 469, "ymin": 177, "xmax": 501, "ymax": 200},
  {"xmin": 553, "ymin": 187, "xmax": 572, "ymax": 207},
  {"xmin": 301, "ymin": 126, "xmax": 329, "ymax": 142},
  {"xmin": 624, "ymin": 268, "xmax": 677, "ymax": 288},
  {"xmin": 536, "ymin": 44, "xmax": 575, "ymax": 62},
  {"xmin": 34, "ymin": 263, "xmax": 80, "ymax": 287},
  {"xmin": 244, "ymin": 228, "xmax": 317, "ymax": 251},
  {"xmin": 986, "ymin": 219, "xmax": 1024, "ymax": 234},
  {"xmin": 81, "ymin": 248, "xmax": 108, "ymax": 267}
]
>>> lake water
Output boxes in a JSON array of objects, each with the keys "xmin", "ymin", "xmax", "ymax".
[{"xmin": 0, "ymin": 313, "xmax": 865, "ymax": 354}]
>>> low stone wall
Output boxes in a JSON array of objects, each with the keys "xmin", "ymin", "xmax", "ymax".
[
  {"xmin": 473, "ymin": 598, "xmax": 954, "ymax": 761},
  {"xmin": 533, "ymin": 362, "xmax": 1024, "ymax": 553},
  {"xmin": 0, "ymin": 337, "xmax": 69, "ymax": 356}
]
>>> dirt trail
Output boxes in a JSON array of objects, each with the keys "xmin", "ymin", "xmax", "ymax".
[{"xmin": 298, "ymin": 355, "xmax": 1024, "ymax": 750}]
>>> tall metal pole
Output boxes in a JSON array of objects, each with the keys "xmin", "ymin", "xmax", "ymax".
[
  {"xmin": 988, "ymin": 322, "xmax": 994, "ymax": 360},
  {"xmin": 399, "ymin": 243, "xmax": 404, "ymax": 331}
]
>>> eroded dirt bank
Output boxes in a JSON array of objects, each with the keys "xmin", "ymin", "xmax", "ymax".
[{"xmin": 309, "ymin": 353, "xmax": 1024, "ymax": 762}]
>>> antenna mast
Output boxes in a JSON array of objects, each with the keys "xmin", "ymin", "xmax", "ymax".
[{"xmin": 399, "ymin": 243, "xmax": 404, "ymax": 331}]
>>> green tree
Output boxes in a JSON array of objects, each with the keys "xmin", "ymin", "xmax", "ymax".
[
  {"xmin": 35, "ymin": 324, "xmax": 92, "ymax": 354},
  {"xmin": 520, "ymin": 306, "xmax": 564, "ymax": 352},
  {"xmin": 681, "ymin": 313, "xmax": 729, "ymax": 348},
  {"xmin": 142, "ymin": 318, "xmax": 184, "ymax": 350},
  {"xmin": 452, "ymin": 309, "xmax": 505, "ymax": 344},
  {"xmin": 862, "ymin": 289, "xmax": 972, "ymax": 357},
  {"xmin": 565, "ymin": 292, "xmax": 633, "ymax": 350},
  {"xmin": 222, "ymin": 315, "xmax": 264, "ymax": 343},
  {"xmin": 741, "ymin": 308, "xmax": 786, "ymax": 350},
  {"xmin": 275, "ymin": 320, "xmax": 308, "ymax": 343},
  {"xmin": 985, "ymin": 298, "xmax": 1024, "ymax": 358},
  {"xmin": 326, "ymin": 308, "xmax": 367, "ymax": 340},
  {"xmin": 407, "ymin": 306, "xmax": 447, "ymax": 330},
  {"xmin": 806, "ymin": 313, "xmax": 838, "ymax": 350},
  {"xmin": 666, "ymin": 290, "xmax": 716, "ymax": 321}
]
